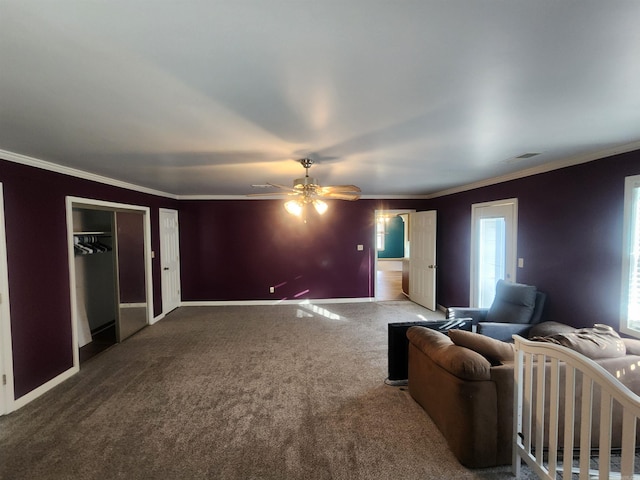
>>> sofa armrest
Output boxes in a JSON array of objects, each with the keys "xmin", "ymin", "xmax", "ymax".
[
  {"xmin": 477, "ymin": 322, "xmax": 533, "ymax": 342},
  {"xmin": 447, "ymin": 307, "xmax": 488, "ymax": 325}
]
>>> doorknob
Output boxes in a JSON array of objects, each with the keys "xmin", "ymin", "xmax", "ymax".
[
  {"xmin": 163, "ymin": 267, "xmax": 169, "ymax": 271},
  {"xmin": 428, "ymin": 264, "xmax": 437, "ymax": 269}
]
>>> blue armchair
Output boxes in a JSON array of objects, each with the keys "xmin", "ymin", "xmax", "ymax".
[{"xmin": 446, "ymin": 279, "xmax": 546, "ymax": 342}]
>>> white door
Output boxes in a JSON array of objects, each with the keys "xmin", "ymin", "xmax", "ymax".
[
  {"xmin": 0, "ymin": 183, "xmax": 14, "ymax": 415},
  {"xmin": 160, "ymin": 209, "xmax": 181, "ymax": 314},
  {"xmin": 409, "ymin": 211, "xmax": 437, "ymax": 310},
  {"xmin": 470, "ymin": 199, "xmax": 518, "ymax": 308}
]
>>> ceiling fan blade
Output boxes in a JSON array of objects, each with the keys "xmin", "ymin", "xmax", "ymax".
[
  {"xmin": 318, "ymin": 191, "xmax": 361, "ymax": 201},
  {"xmin": 247, "ymin": 192, "xmax": 298, "ymax": 197},
  {"xmin": 249, "ymin": 160, "xmax": 361, "ymax": 202},
  {"xmin": 319, "ymin": 185, "xmax": 361, "ymax": 194},
  {"xmin": 267, "ymin": 182, "xmax": 299, "ymax": 192}
]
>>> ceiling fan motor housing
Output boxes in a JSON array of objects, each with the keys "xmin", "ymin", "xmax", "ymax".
[{"xmin": 293, "ymin": 176, "xmax": 319, "ymax": 190}]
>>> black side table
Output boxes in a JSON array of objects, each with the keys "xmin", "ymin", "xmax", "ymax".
[{"xmin": 387, "ymin": 319, "xmax": 472, "ymax": 383}]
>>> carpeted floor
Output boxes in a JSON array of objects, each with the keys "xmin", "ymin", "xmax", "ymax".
[{"xmin": 0, "ymin": 301, "xmax": 535, "ymax": 479}]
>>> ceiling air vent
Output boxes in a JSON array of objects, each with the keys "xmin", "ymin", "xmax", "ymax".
[{"xmin": 504, "ymin": 152, "xmax": 542, "ymax": 163}]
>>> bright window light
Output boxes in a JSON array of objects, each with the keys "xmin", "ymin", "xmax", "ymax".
[
  {"xmin": 376, "ymin": 216, "xmax": 386, "ymax": 251},
  {"xmin": 621, "ymin": 174, "xmax": 640, "ymax": 337}
]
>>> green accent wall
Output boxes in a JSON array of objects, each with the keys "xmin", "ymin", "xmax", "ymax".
[{"xmin": 378, "ymin": 216, "xmax": 405, "ymax": 258}]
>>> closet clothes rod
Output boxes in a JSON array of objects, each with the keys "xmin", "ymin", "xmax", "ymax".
[{"xmin": 73, "ymin": 234, "xmax": 112, "ymax": 256}]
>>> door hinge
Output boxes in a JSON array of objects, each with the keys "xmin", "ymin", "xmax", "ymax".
[{"xmin": 2, "ymin": 374, "xmax": 6, "ymax": 386}]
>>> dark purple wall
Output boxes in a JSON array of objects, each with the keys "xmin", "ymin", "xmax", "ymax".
[
  {"xmin": 0, "ymin": 159, "xmax": 178, "ymax": 398},
  {"xmin": 179, "ymin": 199, "xmax": 428, "ymax": 301},
  {"xmin": 425, "ymin": 149, "xmax": 640, "ymax": 329},
  {"xmin": 2, "ymin": 147, "xmax": 638, "ymax": 402}
]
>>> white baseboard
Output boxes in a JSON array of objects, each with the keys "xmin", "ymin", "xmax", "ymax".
[
  {"xmin": 180, "ymin": 297, "xmax": 375, "ymax": 307},
  {"xmin": 10, "ymin": 365, "xmax": 79, "ymax": 413},
  {"xmin": 150, "ymin": 313, "xmax": 165, "ymax": 325}
]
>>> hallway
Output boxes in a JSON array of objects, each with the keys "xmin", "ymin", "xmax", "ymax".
[{"xmin": 376, "ymin": 260, "xmax": 407, "ymax": 301}]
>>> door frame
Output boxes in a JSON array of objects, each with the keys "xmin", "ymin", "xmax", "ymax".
[
  {"xmin": 66, "ymin": 196, "xmax": 153, "ymax": 370},
  {"xmin": 0, "ymin": 183, "xmax": 15, "ymax": 415},
  {"xmin": 374, "ymin": 209, "xmax": 414, "ymax": 300},
  {"xmin": 470, "ymin": 198, "xmax": 518, "ymax": 307},
  {"xmin": 159, "ymin": 208, "xmax": 181, "ymax": 315}
]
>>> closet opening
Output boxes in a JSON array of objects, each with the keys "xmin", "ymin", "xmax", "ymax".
[{"xmin": 66, "ymin": 198, "xmax": 153, "ymax": 366}]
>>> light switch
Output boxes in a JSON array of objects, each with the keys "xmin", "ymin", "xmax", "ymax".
[
  {"xmin": 518, "ymin": 258, "xmax": 524, "ymax": 268},
  {"xmin": 357, "ymin": 244, "xmax": 364, "ymax": 251}
]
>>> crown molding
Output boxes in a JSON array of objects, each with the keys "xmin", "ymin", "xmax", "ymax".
[
  {"xmin": 426, "ymin": 140, "xmax": 640, "ymax": 199},
  {"xmin": 176, "ymin": 194, "xmax": 431, "ymax": 200},
  {"xmin": 0, "ymin": 151, "xmax": 430, "ymax": 201},
  {"xmin": 0, "ymin": 149, "xmax": 177, "ymax": 199},
  {"xmin": 3, "ymin": 140, "xmax": 640, "ymax": 202},
  {"xmin": 360, "ymin": 194, "xmax": 431, "ymax": 200}
]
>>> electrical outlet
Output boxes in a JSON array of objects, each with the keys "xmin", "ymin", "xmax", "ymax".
[
  {"xmin": 269, "ymin": 286, "xmax": 275, "ymax": 294},
  {"xmin": 357, "ymin": 244, "xmax": 364, "ymax": 251}
]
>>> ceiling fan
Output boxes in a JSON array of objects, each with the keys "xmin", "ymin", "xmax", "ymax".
[{"xmin": 250, "ymin": 158, "xmax": 361, "ymax": 218}]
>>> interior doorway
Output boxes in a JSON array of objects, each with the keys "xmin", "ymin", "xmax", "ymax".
[{"xmin": 374, "ymin": 209, "xmax": 414, "ymax": 301}]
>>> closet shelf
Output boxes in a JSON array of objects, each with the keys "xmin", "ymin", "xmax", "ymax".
[{"xmin": 73, "ymin": 231, "xmax": 111, "ymax": 236}]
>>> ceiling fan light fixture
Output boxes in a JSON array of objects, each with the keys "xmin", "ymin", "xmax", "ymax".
[
  {"xmin": 250, "ymin": 157, "xmax": 360, "ymax": 218},
  {"xmin": 313, "ymin": 199, "xmax": 328, "ymax": 215},
  {"xmin": 284, "ymin": 199, "xmax": 303, "ymax": 216}
]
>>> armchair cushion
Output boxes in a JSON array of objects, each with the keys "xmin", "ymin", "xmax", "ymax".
[
  {"xmin": 477, "ymin": 322, "xmax": 534, "ymax": 343},
  {"xmin": 485, "ymin": 279, "xmax": 537, "ymax": 324},
  {"xmin": 407, "ymin": 327, "xmax": 491, "ymax": 381},
  {"xmin": 448, "ymin": 329, "xmax": 514, "ymax": 365}
]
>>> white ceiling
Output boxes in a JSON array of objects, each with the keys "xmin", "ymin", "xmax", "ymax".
[{"xmin": 1, "ymin": 1, "xmax": 640, "ymax": 197}]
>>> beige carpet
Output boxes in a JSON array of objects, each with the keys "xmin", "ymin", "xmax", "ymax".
[{"xmin": 0, "ymin": 302, "xmax": 534, "ymax": 479}]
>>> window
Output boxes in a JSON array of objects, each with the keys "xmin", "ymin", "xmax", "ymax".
[
  {"xmin": 478, "ymin": 217, "xmax": 506, "ymax": 307},
  {"xmin": 376, "ymin": 216, "xmax": 386, "ymax": 251},
  {"xmin": 622, "ymin": 175, "xmax": 640, "ymax": 336}
]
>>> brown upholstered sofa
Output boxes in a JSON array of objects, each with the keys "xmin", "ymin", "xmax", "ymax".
[{"xmin": 406, "ymin": 322, "xmax": 640, "ymax": 468}]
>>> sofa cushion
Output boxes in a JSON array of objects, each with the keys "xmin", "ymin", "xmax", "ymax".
[
  {"xmin": 623, "ymin": 338, "xmax": 640, "ymax": 356},
  {"xmin": 448, "ymin": 329, "xmax": 515, "ymax": 365},
  {"xmin": 528, "ymin": 321, "xmax": 576, "ymax": 338},
  {"xmin": 407, "ymin": 326, "xmax": 491, "ymax": 381},
  {"xmin": 485, "ymin": 280, "xmax": 537, "ymax": 324},
  {"xmin": 533, "ymin": 324, "xmax": 626, "ymax": 359}
]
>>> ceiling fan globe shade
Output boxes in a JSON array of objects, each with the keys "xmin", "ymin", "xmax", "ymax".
[
  {"xmin": 284, "ymin": 200, "xmax": 303, "ymax": 216},
  {"xmin": 313, "ymin": 199, "xmax": 328, "ymax": 215}
]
